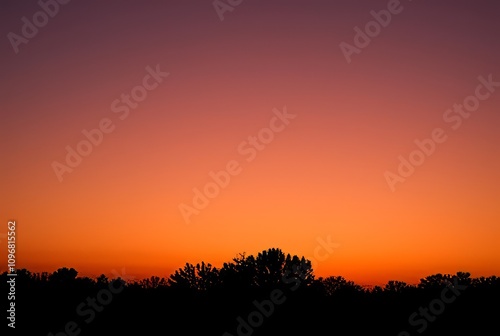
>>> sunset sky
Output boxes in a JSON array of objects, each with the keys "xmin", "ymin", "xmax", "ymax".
[{"xmin": 1, "ymin": 0, "xmax": 499, "ymax": 286}]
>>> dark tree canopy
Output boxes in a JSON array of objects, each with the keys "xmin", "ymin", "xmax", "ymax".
[{"xmin": 3, "ymin": 248, "xmax": 498, "ymax": 335}]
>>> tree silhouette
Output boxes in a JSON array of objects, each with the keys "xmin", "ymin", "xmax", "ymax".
[
  {"xmin": 320, "ymin": 276, "xmax": 364, "ymax": 296},
  {"xmin": 137, "ymin": 276, "xmax": 168, "ymax": 289},
  {"xmin": 418, "ymin": 272, "xmax": 471, "ymax": 290},
  {"xmin": 384, "ymin": 280, "xmax": 410, "ymax": 294},
  {"xmin": 48, "ymin": 267, "xmax": 78, "ymax": 286},
  {"xmin": 96, "ymin": 274, "xmax": 109, "ymax": 286},
  {"xmin": 168, "ymin": 261, "xmax": 219, "ymax": 291},
  {"xmin": 254, "ymin": 248, "xmax": 314, "ymax": 288},
  {"xmin": 4, "ymin": 249, "xmax": 500, "ymax": 335},
  {"xmin": 168, "ymin": 248, "xmax": 314, "ymax": 291}
]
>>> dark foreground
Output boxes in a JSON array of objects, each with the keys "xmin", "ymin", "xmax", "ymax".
[{"xmin": 3, "ymin": 248, "xmax": 499, "ymax": 335}]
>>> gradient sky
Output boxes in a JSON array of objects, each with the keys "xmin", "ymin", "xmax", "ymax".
[{"xmin": 1, "ymin": 0, "xmax": 499, "ymax": 286}]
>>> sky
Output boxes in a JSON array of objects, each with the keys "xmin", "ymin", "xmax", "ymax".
[{"xmin": 1, "ymin": 0, "xmax": 499, "ymax": 286}]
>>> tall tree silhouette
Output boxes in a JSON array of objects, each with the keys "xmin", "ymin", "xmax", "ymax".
[
  {"xmin": 168, "ymin": 248, "xmax": 314, "ymax": 291},
  {"xmin": 254, "ymin": 248, "xmax": 314, "ymax": 288},
  {"xmin": 168, "ymin": 261, "xmax": 219, "ymax": 291}
]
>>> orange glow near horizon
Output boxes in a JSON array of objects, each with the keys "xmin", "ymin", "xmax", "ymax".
[{"xmin": 1, "ymin": 1, "xmax": 500, "ymax": 286}]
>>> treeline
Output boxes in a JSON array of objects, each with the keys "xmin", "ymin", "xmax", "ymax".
[{"xmin": 3, "ymin": 248, "xmax": 499, "ymax": 335}]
